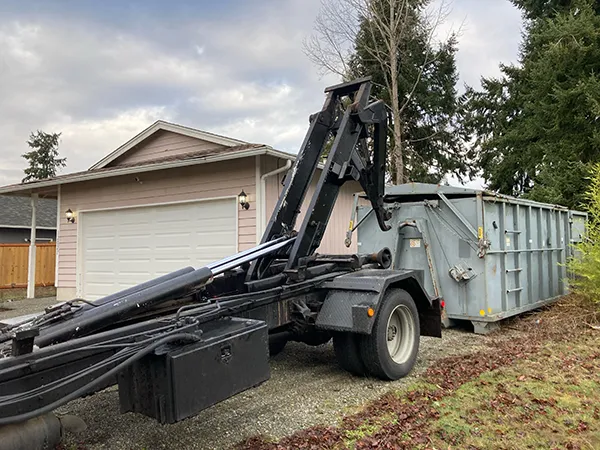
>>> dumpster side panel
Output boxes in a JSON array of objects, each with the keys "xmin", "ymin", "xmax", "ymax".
[{"xmin": 356, "ymin": 185, "xmax": 585, "ymax": 330}]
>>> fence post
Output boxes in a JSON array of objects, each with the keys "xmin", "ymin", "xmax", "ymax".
[{"xmin": 27, "ymin": 193, "xmax": 38, "ymax": 299}]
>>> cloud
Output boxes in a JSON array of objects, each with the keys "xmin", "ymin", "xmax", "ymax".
[
  {"xmin": 436, "ymin": 0, "xmax": 523, "ymax": 89},
  {"xmin": 0, "ymin": 0, "xmax": 522, "ymax": 187}
]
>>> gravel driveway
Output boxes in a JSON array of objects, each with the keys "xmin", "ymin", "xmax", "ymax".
[
  {"xmin": 0, "ymin": 296, "xmax": 58, "ymax": 321},
  {"xmin": 58, "ymin": 330, "xmax": 486, "ymax": 450},
  {"xmin": 0, "ymin": 301, "xmax": 488, "ymax": 450}
]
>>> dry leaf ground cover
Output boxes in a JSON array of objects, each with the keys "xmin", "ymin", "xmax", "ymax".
[{"xmin": 238, "ymin": 296, "xmax": 600, "ymax": 450}]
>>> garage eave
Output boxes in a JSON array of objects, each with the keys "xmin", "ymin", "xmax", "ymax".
[
  {"xmin": 89, "ymin": 120, "xmax": 251, "ymax": 170},
  {"xmin": 0, "ymin": 147, "xmax": 296, "ymax": 196}
]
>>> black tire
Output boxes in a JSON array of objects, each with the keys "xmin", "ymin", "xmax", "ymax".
[
  {"xmin": 360, "ymin": 288, "xmax": 420, "ymax": 380},
  {"xmin": 292, "ymin": 330, "xmax": 332, "ymax": 347},
  {"xmin": 268, "ymin": 337, "xmax": 287, "ymax": 357},
  {"xmin": 333, "ymin": 332, "xmax": 367, "ymax": 376}
]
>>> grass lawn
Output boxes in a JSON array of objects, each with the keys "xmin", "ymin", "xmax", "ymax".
[
  {"xmin": 430, "ymin": 334, "xmax": 600, "ymax": 450},
  {"xmin": 239, "ymin": 296, "xmax": 600, "ymax": 450}
]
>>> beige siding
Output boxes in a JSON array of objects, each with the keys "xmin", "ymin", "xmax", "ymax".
[
  {"xmin": 58, "ymin": 158, "xmax": 256, "ymax": 290},
  {"xmin": 263, "ymin": 155, "xmax": 360, "ymax": 254},
  {"xmin": 317, "ymin": 182, "xmax": 361, "ymax": 254},
  {"xmin": 262, "ymin": 155, "xmax": 286, "ymax": 231},
  {"xmin": 58, "ymin": 150, "xmax": 360, "ymax": 296},
  {"xmin": 110, "ymin": 130, "xmax": 227, "ymax": 166}
]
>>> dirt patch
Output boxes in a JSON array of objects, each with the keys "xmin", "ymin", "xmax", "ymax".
[
  {"xmin": 0, "ymin": 286, "xmax": 56, "ymax": 301},
  {"xmin": 236, "ymin": 296, "xmax": 600, "ymax": 449}
]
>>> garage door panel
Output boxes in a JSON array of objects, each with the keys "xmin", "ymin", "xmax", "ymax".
[
  {"xmin": 85, "ymin": 261, "xmax": 116, "ymax": 272},
  {"xmin": 86, "ymin": 284, "xmax": 118, "ymax": 298},
  {"xmin": 154, "ymin": 231, "xmax": 192, "ymax": 239},
  {"xmin": 118, "ymin": 246, "xmax": 153, "ymax": 254},
  {"xmin": 193, "ymin": 237, "xmax": 235, "ymax": 249},
  {"xmin": 117, "ymin": 260, "xmax": 153, "ymax": 271},
  {"xmin": 196, "ymin": 247, "xmax": 235, "ymax": 261},
  {"xmin": 152, "ymin": 261, "xmax": 193, "ymax": 273},
  {"xmin": 119, "ymin": 211, "xmax": 152, "ymax": 224},
  {"xmin": 85, "ymin": 223, "xmax": 115, "ymax": 232},
  {"xmin": 190, "ymin": 226, "xmax": 233, "ymax": 237},
  {"xmin": 81, "ymin": 198, "xmax": 237, "ymax": 300},
  {"xmin": 85, "ymin": 237, "xmax": 117, "ymax": 250},
  {"xmin": 83, "ymin": 250, "xmax": 113, "ymax": 259},
  {"xmin": 117, "ymin": 256, "xmax": 153, "ymax": 266},
  {"xmin": 154, "ymin": 238, "xmax": 194, "ymax": 249},
  {"xmin": 154, "ymin": 221, "xmax": 191, "ymax": 231},
  {"xmin": 117, "ymin": 232, "xmax": 155, "ymax": 241}
]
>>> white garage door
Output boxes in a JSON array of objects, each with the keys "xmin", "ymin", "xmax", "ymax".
[{"xmin": 80, "ymin": 199, "xmax": 237, "ymax": 300}]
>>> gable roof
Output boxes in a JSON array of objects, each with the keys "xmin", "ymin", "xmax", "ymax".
[
  {"xmin": 89, "ymin": 120, "xmax": 248, "ymax": 170},
  {"xmin": 0, "ymin": 121, "xmax": 299, "ymax": 196},
  {"xmin": 0, "ymin": 195, "xmax": 57, "ymax": 229}
]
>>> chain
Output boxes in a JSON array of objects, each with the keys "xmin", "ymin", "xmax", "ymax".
[
  {"xmin": 424, "ymin": 208, "xmax": 452, "ymax": 268},
  {"xmin": 425, "ymin": 202, "xmax": 479, "ymax": 251}
]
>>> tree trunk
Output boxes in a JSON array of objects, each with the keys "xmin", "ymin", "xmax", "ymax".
[{"xmin": 389, "ymin": 41, "xmax": 403, "ymax": 184}]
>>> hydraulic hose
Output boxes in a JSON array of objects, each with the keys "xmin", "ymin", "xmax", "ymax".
[
  {"xmin": 0, "ymin": 319, "xmax": 201, "ymax": 405},
  {"xmin": 0, "ymin": 332, "xmax": 200, "ymax": 426}
]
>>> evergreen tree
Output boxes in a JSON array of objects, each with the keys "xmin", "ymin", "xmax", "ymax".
[
  {"xmin": 22, "ymin": 131, "xmax": 66, "ymax": 182},
  {"xmin": 348, "ymin": 3, "xmax": 467, "ymax": 183},
  {"xmin": 512, "ymin": 0, "xmax": 599, "ymax": 20},
  {"xmin": 461, "ymin": 0, "xmax": 600, "ymax": 209},
  {"xmin": 304, "ymin": 0, "xmax": 468, "ymax": 184}
]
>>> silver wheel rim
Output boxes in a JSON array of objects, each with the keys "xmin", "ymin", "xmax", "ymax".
[{"xmin": 386, "ymin": 304, "xmax": 415, "ymax": 364}]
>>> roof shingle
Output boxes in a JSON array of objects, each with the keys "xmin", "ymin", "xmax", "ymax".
[{"xmin": 0, "ymin": 196, "xmax": 57, "ymax": 228}]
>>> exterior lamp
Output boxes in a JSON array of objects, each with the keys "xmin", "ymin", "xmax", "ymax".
[
  {"xmin": 65, "ymin": 209, "xmax": 76, "ymax": 223},
  {"xmin": 238, "ymin": 190, "xmax": 250, "ymax": 210}
]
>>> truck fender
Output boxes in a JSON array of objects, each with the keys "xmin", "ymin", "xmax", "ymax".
[{"xmin": 315, "ymin": 269, "xmax": 441, "ymax": 337}]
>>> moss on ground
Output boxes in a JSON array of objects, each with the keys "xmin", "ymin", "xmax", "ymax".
[
  {"xmin": 238, "ymin": 297, "xmax": 600, "ymax": 450},
  {"xmin": 429, "ymin": 334, "xmax": 600, "ymax": 450}
]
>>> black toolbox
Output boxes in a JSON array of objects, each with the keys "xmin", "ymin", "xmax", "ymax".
[{"xmin": 118, "ymin": 317, "xmax": 270, "ymax": 423}]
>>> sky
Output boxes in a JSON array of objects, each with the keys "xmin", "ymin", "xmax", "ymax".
[{"xmin": 0, "ymin": 0, "xmax": 523, "ymax": 187}]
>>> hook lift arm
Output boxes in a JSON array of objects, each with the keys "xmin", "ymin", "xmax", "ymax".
[{"xmin": 247, "ymin": 76, "xmax": 391, "ymax": 280}]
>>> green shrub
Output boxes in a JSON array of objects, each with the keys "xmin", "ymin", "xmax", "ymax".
[{"xmin": 567, "ymin": 163, "xmax": 600, "ymax": 305}]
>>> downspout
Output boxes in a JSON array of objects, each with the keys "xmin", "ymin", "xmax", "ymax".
[
  {"xmin": 55, "ymin": 185, "xmax": 61, "ymax": 290},
  {"xmin": 260, "ymin": 159, "xmax": 292, "ymax": 236}
]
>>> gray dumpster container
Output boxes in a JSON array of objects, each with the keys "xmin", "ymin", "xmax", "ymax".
[{"xmin": 354, "ymin": 183, "xmax": 587, "ymax": 334}]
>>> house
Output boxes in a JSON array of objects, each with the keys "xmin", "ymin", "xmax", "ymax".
[
  {"xmin": 0, "ymin": 195, "xmax": 57, "ymax": 243},
  {"xmin": 0, "ymin": 121, "xmax": 360, "ymax": 301}
]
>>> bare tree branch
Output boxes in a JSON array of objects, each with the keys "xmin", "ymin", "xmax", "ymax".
[{"xmin": 303, "ymin": 0, "xmax": 457, "ymax": 183}]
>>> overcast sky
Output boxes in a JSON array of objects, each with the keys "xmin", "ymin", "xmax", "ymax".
[{"xmin": 0, "ymin": 0, "xmax": 523, "ymax": 187}]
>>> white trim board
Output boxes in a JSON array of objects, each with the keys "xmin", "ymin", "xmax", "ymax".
[
  {"xmin": 75, "ymin": 195, "xmax": 238, "ymax": 214},
  {"xmin": 0, "ymin": 224, "xmax": 57, "ymax": 230},
  {"xmin": 55, "ymin": 185, "xmax": 61, "ymax": 288}
]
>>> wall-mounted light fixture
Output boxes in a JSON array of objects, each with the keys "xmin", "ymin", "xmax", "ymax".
[
  {"xmin": 65, "ymin": 209, "xmax": 76, "ymax": 223},
  {"xmin": 238, "ymin": 190, "xmax": 250, "ymax": 210}
]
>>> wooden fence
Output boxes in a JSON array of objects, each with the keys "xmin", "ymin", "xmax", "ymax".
[{"xmin": 0, "ymin": 243, "xmax": 56, "ymax": 289}]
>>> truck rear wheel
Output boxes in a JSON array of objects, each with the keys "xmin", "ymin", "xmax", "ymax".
[
  {"xmin": 360, "ymin": 289, "xmax": 419, "ymax": 380},
  {"xmin": 333, "ymin": 332, "xmax": 366, "ymax": 376}
]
